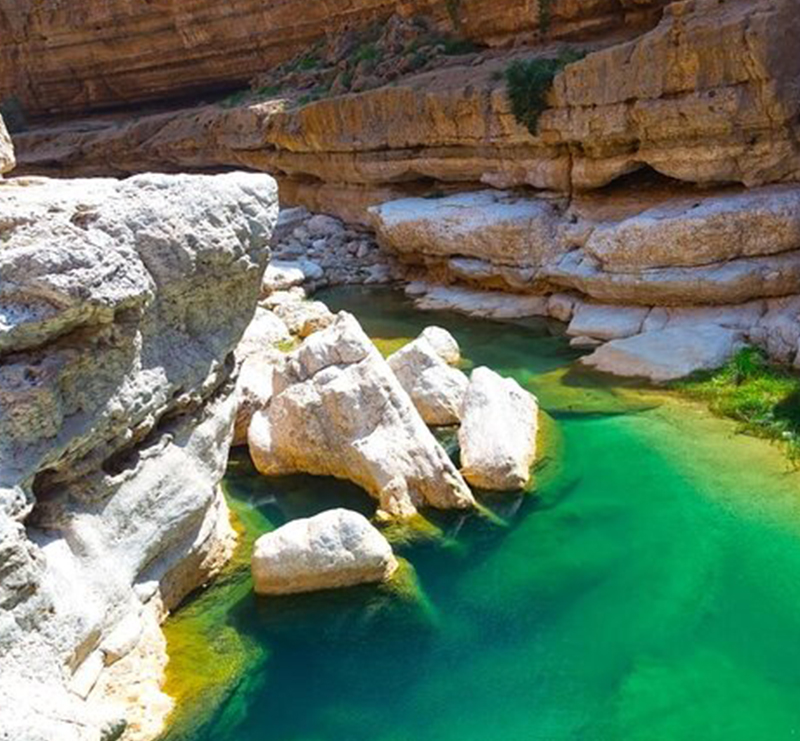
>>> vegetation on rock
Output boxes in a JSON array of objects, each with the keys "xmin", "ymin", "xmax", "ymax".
[
  {"xmin": 675, "ymin": 347, "xmax": 800, "ymax": 466},
  {"xmin": 504, "ymin": 49, "xmax": 584, "ymax": 135}
]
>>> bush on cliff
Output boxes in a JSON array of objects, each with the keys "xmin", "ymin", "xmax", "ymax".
[{"xmin": 504, "ymin": 50, "xmax": 584, "ymax": 135}]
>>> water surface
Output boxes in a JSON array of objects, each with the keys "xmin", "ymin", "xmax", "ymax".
[{"xmin": 162, "ymin": 287, "xmax": 800, "ymax": 741}]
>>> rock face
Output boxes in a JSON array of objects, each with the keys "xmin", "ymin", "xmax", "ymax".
[
  {"xmin": 0, "ymin": 0, "xmax": 666, "ymax": 118},
  {"xmin": 387, "ymin": 330, "xmax": 468, "ymax": 426},
  {"xmin": 458, "ymin": 367, "xmax": 539, "ymax": 491},
  {"xmin": 581, "ymin": 326, "xmax": 742, "ymax": 383},
  {"xmin": 0, "ymin": 172, "xmax": 278, "ymax": 740},
  {"xmin": 248, "ymin": 312, "xmax": 475, "ymax": 518},
  {"xmin": 0, "ymin": 113, "xmax": 13, "ymax": 173},
  {"xmin": 251, "ymin": 508, "xmax": 398, "ymax": 595}
]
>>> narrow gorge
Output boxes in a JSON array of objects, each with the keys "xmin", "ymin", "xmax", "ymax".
[{"xmin": 1, "ymin": 1, "xmax": 800, "ymax": 740}]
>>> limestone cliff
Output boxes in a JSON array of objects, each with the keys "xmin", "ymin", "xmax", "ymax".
[
  {"xmin": 0, "ymin": 0, "xmax": 666, "ymax": 118},
  {"xmin": 0, "ymin": 170, "xmax": 278, "ymax": 740}
]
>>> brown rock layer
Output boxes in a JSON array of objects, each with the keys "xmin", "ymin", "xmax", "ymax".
[{"xmin": 0, "ymin": 0, "xmax": 666, "ymax": 118}]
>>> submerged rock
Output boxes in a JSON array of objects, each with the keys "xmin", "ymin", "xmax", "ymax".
[
  {"xmin": 388, "ymin": 330, "xmax": 468, "ymax": 426},
  {"xmin": 580, "ymin": 325, "xmax": 741, "ymax": 383},
  {"xmin": 251, "ymin": 508, "xmax": 398, "ymax": 595},
  {"xmin": 248, "ymin": 312, "xmax": 475, "ymax": 518},
  {"xmin": 458, "ymin": 367, "xmax": 539, "ymax": 491}
]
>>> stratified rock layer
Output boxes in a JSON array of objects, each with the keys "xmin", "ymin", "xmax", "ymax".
[
  {"xmin": 0, "ymin": 172, "xmax": 278, "ymax": 741},
  {"xmin": 251, "ymin": 508, "xmax": 398, "ymax": 595},
  {"xmin": 248, "ymin": 312, "xmax": 475, "ymax": 518}
]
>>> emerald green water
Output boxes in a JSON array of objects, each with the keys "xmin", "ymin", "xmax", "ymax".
[{"xmin": 161, "ymin": 287, "xmax": 800, "ymax": 741}]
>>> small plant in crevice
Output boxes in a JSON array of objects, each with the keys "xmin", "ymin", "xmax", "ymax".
[{"xmin": 504, "ymin": 49, "xmax": 584, "ymax": 135}]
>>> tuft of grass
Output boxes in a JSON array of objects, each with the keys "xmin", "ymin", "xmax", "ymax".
[
  {"xmin": 504, "ymin": 49, "xmax": 584, "ymax": 135},
  {"xmin": 674, "ymin": 346, "xmax": 800, "ymax": 468},
  {"xmin": 254, "ymin": 84, "xmax": 282, "ymax": 99},
  {"xmin": 296, "ymin": 54, "xmax": 321, "ymax": 71}
]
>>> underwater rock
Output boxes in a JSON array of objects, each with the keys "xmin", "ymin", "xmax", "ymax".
[
  {"xmin": 581, "ymin": 325, "xmax": 741, "ymax": 383},
  {"xmin": 388, "ymin": 332, "xmax": 468, "ymax": 426},
  {"xmin": 459, "ymin": 367, "xmax": 539, "ymax": 491},
  {"xmin": 251, "ymin": 508, "xmax": 398, "ymax": 595},
  {"xmin": 247, "ymin": 312, "xmax": 475, "ymax": 518}
]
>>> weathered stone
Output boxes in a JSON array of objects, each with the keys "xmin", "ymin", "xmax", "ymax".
[
  {"xmin": 251, "ymin": 508, "xmax": 398, "ymax": 595},
  {"xmin": 419, "ymin": 326, "xmax": 461, "ymax": 366},
  {"xmin": 0, "ymin": 172, "xmax": 277, "ymax": 741},
  {"xmin": 567, "ymin": 303, "xmax": 649, "ymax": 341},
  {"xmin": 458, "ymin": 367, "xmax": 539, "ymax": 491},
  {"xmin": 412, "ymin": 284, "xmax": 549, "ymax": 319},
  {"xmin": 261, "ymin": 260, "xmax": 307, "ymax": 295},
  {"xmin": 581, "ymin": 326, "xmax": 741, "ymax": 382},
  {"xmin": 271, "ymin": 297, "xmax": 335, "ymax": 338},
  {"xmin": 370, "ymin": 191, "xmax": 568, "ymax": 268},
  {"xmin": 248, "ymin": 312, "xmax": 475, "ymax": 518},
  {"xmin": 0, "ymin": 114, "xmax": 13, "ymax": 174},
  {"xmin": 584, "ymin": 187, "xmax": 800, "ymax": 271},
  {"xmin": 388, "ymin": 334, "xmax": 468, "ymax": 426}
]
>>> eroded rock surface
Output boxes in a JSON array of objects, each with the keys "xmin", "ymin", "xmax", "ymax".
[
  {"xmin": 387, "ymin": 329, "xmax": 468, "ymax": 426},
  {"xmin": 0, "ymin": 172, "xmax": 278, "ymax": 741},
  {"xmin": 0, "ymin": 113, "xmax": 13, "ymax": 174},
  {"xmin": 251, "ymin": 508, "xmax": 398, "ymax": 595},
  {"xmin": 248, "ymin": 312, "xmax": 475, "ymax": 518},
  {"xmin": 458, "ymin": 367, "xmax": 539, "ymax": 491}
]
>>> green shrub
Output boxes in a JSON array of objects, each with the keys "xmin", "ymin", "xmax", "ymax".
[
  {"xmin": 353, "ymin": 43, "xmax": 379, "ymax": 64},
  {"xmin": 504, "ymin": 50, "xmax": 584, "ymax": 135},
  {"xmin": 297, "ymin": 54, "xmax": 321, "ymax": 71},
  {"xmin": 539, "ymin": 0, "xmax": 552, "ymax": 34},
  {"xmin": 442, "ymin": 38, "xmax": 479, "ymax": 55}
]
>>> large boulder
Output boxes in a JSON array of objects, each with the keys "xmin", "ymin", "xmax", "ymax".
[
  {"xmin": 0, "ymin": 171, "xmax": 277, "ymax": 741},
  {"xmin": 458, "ymin": 367, "xmax": 539, "ymax": 491},
  {"xmin": 580, "ymin": 325, "xmax": 741, "ymax": 383},
  {"xmin": 0, "ymin": 114, "xmax": 13, "ymax": 174},
  {"xmin": 388, "ymin": 330, "xmax": 468, "ymax": 426},
  {"xmin": 251, "ymin": 508, "xmax": 398, "ymax": 595},
  {"xmin": 248, "ymin": 312, "xmax": 475, "ymax": 519}
]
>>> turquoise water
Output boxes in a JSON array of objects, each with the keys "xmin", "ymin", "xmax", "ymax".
[{"xmin": 161, "ymin": 287, "xmax": 800, "ymax": 741}]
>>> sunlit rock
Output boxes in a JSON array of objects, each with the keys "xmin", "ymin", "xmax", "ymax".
[
  {"xmin": 458, "ymin": 367, "xmax": 539, "ymax": 491},
  {"xmin": 251, "ymin": 509, "xmax": 398, "ymax": 595},
  {"xmin": 248, "ymin": 312, "xmax": 475, "ymax": 518}
]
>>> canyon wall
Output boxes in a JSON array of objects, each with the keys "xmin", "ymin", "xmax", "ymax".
[
  {"xmin": 0, "ymin": 0, "xmax": 667, "ymax": 118},
  {"xmin": 0, "ymin": 160, "xmax": 278, "ymax": 740}
]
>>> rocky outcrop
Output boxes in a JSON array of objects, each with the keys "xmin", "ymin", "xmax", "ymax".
[
  {"xmin": 387, "ymin": 330, "xmax": 468, "ymax": 426},
  {"xmin": 251, "ymin": 508, "xmax": 398, "ymax": 595},
  {"xmin": 458, "ymin": 367, "xmax": 539, "ymax": 491},
  {"xmin": 248, "ymin": 312, "xmax": 475, "ymax": 518},
  {"xmin": 13, "ymin": 0, "xmax": 799, "ymax": 204},
  {"xmin": 0, "ymin": 172, "xmax": 278, "ymax": 740},
  {"xmin": 0, "ymin": 0, "xmax": 666, "ymax": 118},
  {"xmin": 0, "ymin": 113, "xmax": 13, "ymax": 173},
  {"xmin": 581, "ymin": 325, "xmax": 742, "ymax": 382}
]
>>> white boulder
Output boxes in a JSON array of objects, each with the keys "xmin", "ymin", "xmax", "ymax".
[
  {"xmin": 581, "ymin": 325, "xmax": 741, "ymax": 382},
  {"xmin": 0, "ymin": 114, "xmax": 14, "ymax": 175},
  {"xmin": 458, "ymin": 367, "xmax": 539, "ymax": 491},
  {"xmin": 251, "ymin": 509, "xmax": 398, "ymax": 595},
  {"xmin": 419, "ymin": 326, "xmax": 461, "ymax": 365},
  {"xmin": 248, "ymin": 312, "xmax": 475, "ymax": 518},
  {"xmin": 388, "ymin": 332, "xmax": 468, "ymax": 426}
]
